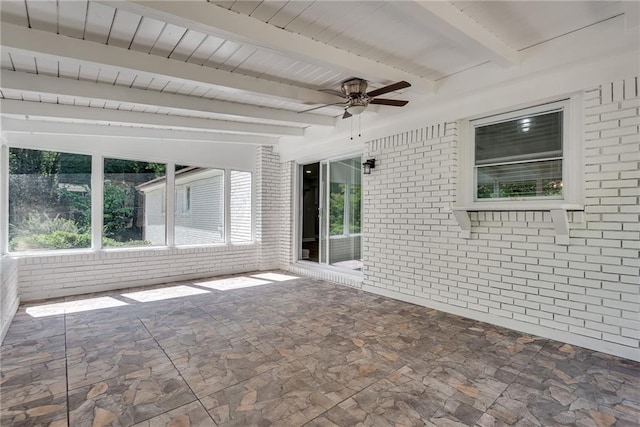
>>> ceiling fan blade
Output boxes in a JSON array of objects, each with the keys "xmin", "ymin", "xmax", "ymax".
[
  {"xmin": 370, "ymin": 99, "xmax": 409, "ymax": 107},
  {"xmin": 366, "ymin": 81, "xmax": 411, "ymax": 98},
  {"xmin": 342, "ymin": 110, "xmax": 353, "ymax": 119},
  {"xmin": 319, "ymin": 89, "xmax": 346, "ymax": 98},
  {"xmin": 298, "ymin": 102, "xmax": 346, "ymax": 114}
]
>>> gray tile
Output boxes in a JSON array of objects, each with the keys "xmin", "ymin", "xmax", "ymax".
[{"xmin": 2, "ymin": 270, "xmax": 639, "ymax": 427}]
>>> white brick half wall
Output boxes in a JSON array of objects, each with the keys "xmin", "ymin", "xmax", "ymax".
[
  {"xmin": 362, "ymin": 77, "xmax": 640, "ymax": 362},
  {"xmin": 1, "ymin": 256, "xmax": 19, "ymax": 344},
  {"xmin": 16, "ymin": 244, "xmax": 260, "ymax": 302}
]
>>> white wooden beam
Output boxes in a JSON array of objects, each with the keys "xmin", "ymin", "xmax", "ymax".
[
  {"xmin": 409, "ymin": 1, "xmax": 519, "ymax": 67},
  {"xmin": 0, "ymin": 71, "xmax": 335, "ymax": 127},
  {"xmin": 0, "ymin": 22, "xmax": 339, "ymax": 105},
  {"xmin": 1, "ymin": 118, "xmax": 279, "ymax": 145},
  {"xmin": 101, "ymin": 0, "xmax": 435, "ymax": 92},
  {"xmin": 0, "ymin": 100, "xmax": 303, "ymax": 136},
  {"xmin": 623, "ymin": 0, "xmax": 639, "ymax": 31}
]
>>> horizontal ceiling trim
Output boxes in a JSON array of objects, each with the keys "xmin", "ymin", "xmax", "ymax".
[
  {"xmin": 0, "ymin": 99, "xmax": 304, "ymax": 136},
  {"xmin": 0, "ymin": 71, "xmax": 336, "ymax": 127},
  {"xmin": 1, "ymin": 117, "xmax": 279, "ymax": 145}
]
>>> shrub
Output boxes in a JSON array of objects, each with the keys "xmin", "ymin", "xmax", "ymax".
[
  {"xmin": 9, "ymin": 231, "xmax": 90, "ymax": 251},
  {"xmin": 9, "ymin": 231, "xmax": 151, "ymax": 252},
  {"xmin": 11, "ymin": 213, "xmax": 79, "ymax": 237}
]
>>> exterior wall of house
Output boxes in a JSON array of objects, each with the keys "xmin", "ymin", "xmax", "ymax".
[
  {"xmin": 143, "ymin": 188, "xmax": 166, "ymax": 244},
  {"xmin": 0, "ymin": 256, "xmax": 19, "ymax": 344},
  {"xmin": 358, "ymin": 76, "xmax": 639, "ymax": 361},
  {"xmin": 230, "ymin": 171, "xmax": 252, "ymax": 242},
  {"xmin": 175, "ymin": 175, "xmax": 224, "ymax": 245}
]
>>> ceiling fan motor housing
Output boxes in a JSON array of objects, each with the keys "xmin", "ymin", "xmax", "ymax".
[{"xmin": 341, "ymin": 78, "xmax": 368, "ymax": 97}]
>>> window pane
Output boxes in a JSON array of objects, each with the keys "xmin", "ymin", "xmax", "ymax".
[
  {"xmin": 104, "ymin": 159, "xmax": 166, "ymax": 247},
  {"xmin": 329, "ymin": 181, "xmax": 345, "ymax": 236},
  {"xmin": 476, "ymin": 160, "xmax": 563, "ymax": 199},
  {"xmin": 329, "ymin": 157, "xmax": 362, "ymax": 269},
  {"xmin": 231, "ymin": 170, "xmax": 252, "ymax": 242},
  {"xmin": 9, "ymin": 149, "xmax": 92, "ymax": 252},
  {"xmin": 174, "ymin": 167, "xmax": 224, "ymax": 245},
  {"xmin": 349, "ymin": 183, "xmax": 361, "ymax": 234},
  {"xmin": 475, "ymin": 111, "xmax": 563, "ymax": 165}
]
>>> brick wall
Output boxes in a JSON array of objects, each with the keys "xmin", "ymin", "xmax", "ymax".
[
  {"xmin": 362, "ymin": 78, "xmax": 639, "ymax": 361},
  {"xmin": 1, "ymin": 256, "xmax": 20, "ymax": 343},
  {"xmin": 256, "ymin": 146, "xmax": 281, "ymax": 270},
  {"xmin": 279, "ymin": 161, "xmax": 295, "ymax": 269},
  {"xmin": 16, "ymin": 244, "xmax": 260, "ymax": 302}
]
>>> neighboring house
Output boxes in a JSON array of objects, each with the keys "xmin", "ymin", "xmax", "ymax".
[{"xmin": 137, "ymin": 167, "xmax": 225, "ymax": 245}]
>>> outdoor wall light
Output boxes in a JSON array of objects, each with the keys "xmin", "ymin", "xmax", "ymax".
[{"xmin": 362, "ymin": 158, "xmax": 376, "ymax": 174}]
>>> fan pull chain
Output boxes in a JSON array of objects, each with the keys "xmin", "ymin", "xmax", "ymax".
[
  {"xmin": 350, "ymin": 116, "xmax": 354, "ymax": 140},
  {"xmin": 358, "ymin": 115, "xmax": 362, "ymax": 138}
]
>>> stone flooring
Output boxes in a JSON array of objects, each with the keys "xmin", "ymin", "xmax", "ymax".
[{"xmin": 1, "ymin": 272, "xmax": 639, "ymax": 427}]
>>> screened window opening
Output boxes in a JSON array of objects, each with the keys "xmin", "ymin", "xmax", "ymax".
[
  {"xmin": 474, "ymin": 109, "xmax": 564, "ymax": 200},
  {"xmin": 103, "ymin": 158, "xmax": 167, "ymax": 247},
  {"xmin": 8, "ymin": 148, "xmax": 92, "ymax": 252}
]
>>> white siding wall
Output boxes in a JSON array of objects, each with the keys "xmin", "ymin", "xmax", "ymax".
[
  {"xmin": 230, "ymin": 171, "xmax": 252, "ymax": 242},
  {"xmin": 175, "ymin": 175, "xmax": 224, "ymax": 245},
  {"xmin": 0, "ymin": 256, "xmax": 19, "ymax": 344},
  {"xmin": 359, "ymin": 76, "xmax": 639, "ymax": 361},
  {"xmin": 143, "ymin": 188, "xmax": 166, "ymax": 244}
]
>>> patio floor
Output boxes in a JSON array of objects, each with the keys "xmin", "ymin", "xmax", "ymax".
[{"xmin": 1, "ymin": 271, "xmax": 639, "ymax": 426}]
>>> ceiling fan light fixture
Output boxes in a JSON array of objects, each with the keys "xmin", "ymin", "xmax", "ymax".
[{"xmin": 346, "ymin": 105, "xmax": 367, "ymax": 116}]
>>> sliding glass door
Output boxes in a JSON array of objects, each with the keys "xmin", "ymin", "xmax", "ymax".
[{"xmin": 299, "ymin": 156, "xmax": 362, "ymax": 271}]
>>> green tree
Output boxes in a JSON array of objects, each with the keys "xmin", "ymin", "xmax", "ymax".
[{"xmin": 103, "ymin": 181, "xmax": 135, "ymax": 239}]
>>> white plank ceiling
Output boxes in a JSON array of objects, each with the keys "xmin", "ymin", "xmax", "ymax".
[{"xmin": 0, "ymin": 0, "xmax": 632, "ymax": 144}]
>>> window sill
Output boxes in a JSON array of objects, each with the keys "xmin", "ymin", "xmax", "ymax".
[
  {"xmin": 450, "ymin": 203, "xmax": 584, "ymax": 244},
  {"xmin": 7, "ymin": 242, "xmax": 258, "ymax": 258}
]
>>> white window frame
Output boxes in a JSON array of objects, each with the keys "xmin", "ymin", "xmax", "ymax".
[
  {"xmin": 456, "ymin": 95, "xmax": 584, "ymax": 211},
  {"xmin": 1, "ymin": 147, "xmax": 256, "ymax": 255}
]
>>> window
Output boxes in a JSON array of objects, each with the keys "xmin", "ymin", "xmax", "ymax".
[
  {"xmin": 103, "ymin": 158, "xmax": 167, "ymax": 247},
  {"xmin": 174, "ymin": 166, "xmax": 224, "ymax": 245},
  {"xmin": 458, "ymin": 97, "xmax": 583, "ymax": 209},
  {"xmin": 8, "ymin": 148, "xmax": 91, "ymax": 252},
  {"xmin": 230, "ymin": 170, "xmax": 252, "ymax": 242},
  {"xmin": 2, "ymin": 149, "xmax": 255, "ymax": 253}
]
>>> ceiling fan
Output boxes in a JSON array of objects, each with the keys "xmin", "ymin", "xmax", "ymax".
[{"xmin": 301, "ymin": 78, "xmax": 411, "ymax": 119}]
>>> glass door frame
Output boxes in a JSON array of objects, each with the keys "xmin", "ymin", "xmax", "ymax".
[{"xmin": 296, "ymin": 153, "xmax": 363, "ymax": 272}]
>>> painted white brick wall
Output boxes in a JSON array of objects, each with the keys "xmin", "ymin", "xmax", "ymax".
[
  {"xmin": 1, "ymin": 256, "xmax": 20, "ymax": 343},
  {"xmin": 17, "ymin": 244, "xmax": 260, "ymax": 302},
  {"xmin": 279, "ymin": 161, "xmax": 294, "ymax": 270},
  {"xmin": 256, "ymin": 146, "xmax": 281, "ymax": 270},
  {"xmin": 362, "ymin": 78, "xmax": 640, "ymax": 361}
]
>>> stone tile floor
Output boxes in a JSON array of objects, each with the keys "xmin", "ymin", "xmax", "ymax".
[{"xmin": 1, "ymin": 271, "xmax": 639, "ymax": 426}]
